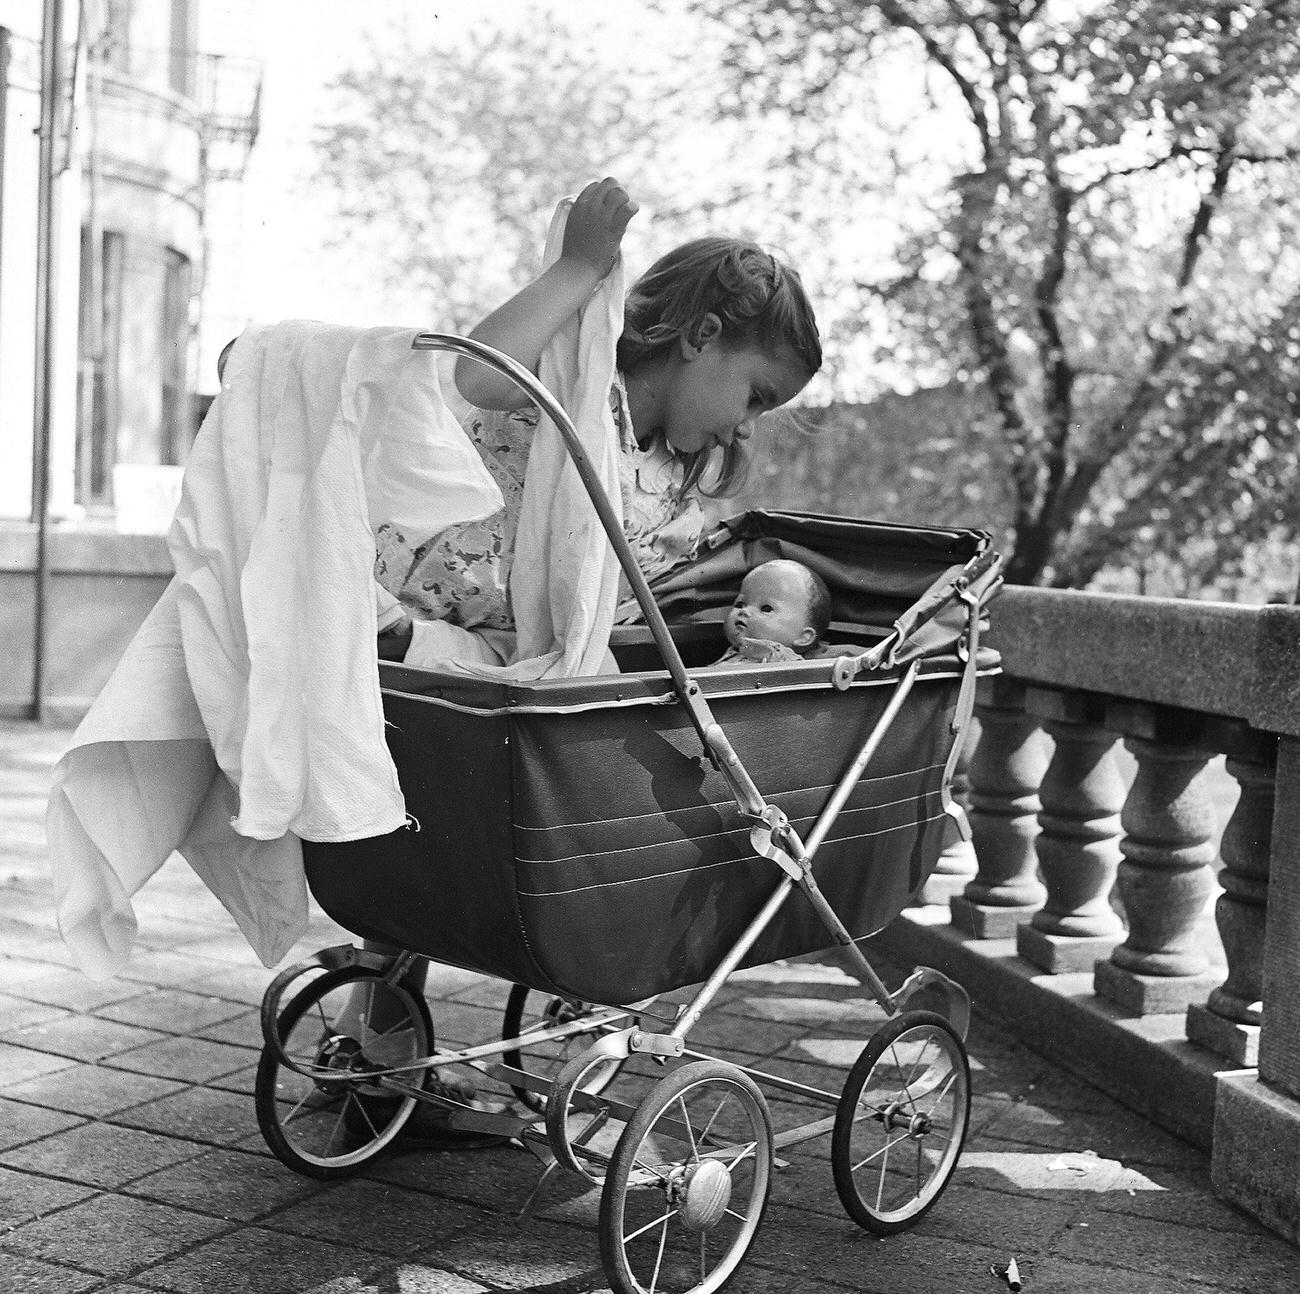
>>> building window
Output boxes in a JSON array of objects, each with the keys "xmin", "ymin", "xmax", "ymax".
[
  {"xmin": 169, "ymin": 0, "xmax": 195, "ymax": 97},
  {"xmin": 161, "ymin": 247, "xmax": 192, "ymax": 465},
  {"xmin": 76, "ymin": 228, "xmax": 124, "ymax": 508}
]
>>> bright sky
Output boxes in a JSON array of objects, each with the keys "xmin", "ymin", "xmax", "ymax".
[
  {"xmin": 228, "ymin": 0, "xmax": 697, "ymax": 329},
  {"xmin": 197, "ymin": 0, "xmax": 964, "ymax": 398}
]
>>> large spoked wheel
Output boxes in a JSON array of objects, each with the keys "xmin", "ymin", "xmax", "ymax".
[
  {"xmin": 599, "ymin": 1060, "xmax": 773, "ymax": 1294},
  {"xmin": 255, "ymin": 967, "xmax": 434, "ymax": 1179},
  {"xmin": 501, "ymin": 984, "xmax": 625, "ymax": 1112},
  {"xmin": 832, "ymin": 1010, "xmax": 970, "ymax": 1235}
]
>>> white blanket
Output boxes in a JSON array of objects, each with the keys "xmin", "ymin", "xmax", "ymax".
[
  {"xmin": 45, "ymin": 321, "xmax": 512, "ymax": 976},
  {"xmin": 47, "ymin": 196, "xmax": 627, "ymax": 978}
]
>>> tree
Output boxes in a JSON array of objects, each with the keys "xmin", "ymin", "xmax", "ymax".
[
  {"xmin": 688, "ymin": 0, "xmax": 1300, "ymax": 587},
  {"xmin": 310, "ymin": 13, "xmax": 674, "ymax": 331}
]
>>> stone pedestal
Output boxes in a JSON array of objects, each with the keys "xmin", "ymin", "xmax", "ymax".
[
  {"xmin": 1017, "ymin": 692, "xmax": 1125, "ymax": 974},
  {"xmin": 954, "ymin": 678, "xmax": 1047, "ymax": 937},
  {"xmin": 1213, "ymin": 1072, "xmax": 1300, "ymax": 1244},
  {"xmin": 1096, "ymin": 730, "xmax": 1221, "ymax": 1015}
]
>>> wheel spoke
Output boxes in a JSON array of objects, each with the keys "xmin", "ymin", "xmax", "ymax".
[
  {"xmin": 851, "ymin": 1127, "xmax": 917, "ymax": 1173},
  {"xmin": 875, "ymin": 1140, "xmax": 889, "ymax": 1211},
  {"xmin": 676, "ymin": 1094, "xmax": 700, "ymax": 1161},
  {"xmin": 724, "ymin": 1139, "xmax": 759, "ymax": 1172},
  {"xmin": 623, "ymin": 1206, "xmax": 679, "ymax": 1246},
  {"xmin": 649, "ymin": 1213, "xmax": 669, "ymax": 1294},
  {"xmin": 345, "ymin": 1090, "xmax": 380, "ymax": 1139}
]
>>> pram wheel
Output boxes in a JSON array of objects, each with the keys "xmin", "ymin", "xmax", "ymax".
[
  {"xmin": 832, "ymin": 1010, "xmax": 970, "ymax": 1235},
  {"xmin": 599, "ymin": 1060, "xmax": 773, "ymax": 1294},
  {"xmin": 255, "ymin": 967, "xmax": 434, "ymax": 1179},
  {"xmin": 500, "ymin": 985, "xmax": 624, "ymax": 1112}
]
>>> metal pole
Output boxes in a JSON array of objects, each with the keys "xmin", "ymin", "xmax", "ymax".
[
  {"xmin": 32, "ymin": 0, "xmax": 65, "ymax": 721},
  {"xmin": 0, "ymin": 28, "xmax": 11, "ymax": 345}
]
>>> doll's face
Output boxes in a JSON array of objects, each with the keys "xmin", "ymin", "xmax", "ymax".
[{"xmin": 724, "ymin": 563, "xmax": 818, "ymax": 652}]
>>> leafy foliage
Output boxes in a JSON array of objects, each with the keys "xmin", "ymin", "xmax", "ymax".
[
  {"xmin": 311, "ymin": 14, "xmax": 669, "ymax": 331},
  {"xmin": 688, "ymin": 0, "xmax": 1300, "ymax": 589}
]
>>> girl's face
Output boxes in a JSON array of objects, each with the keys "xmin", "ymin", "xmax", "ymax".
[{"xmin": 651, "ymin": 324, "xmax": 812, "ymax": 456}]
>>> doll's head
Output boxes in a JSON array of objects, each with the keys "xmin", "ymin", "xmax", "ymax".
[{"xmin": 724, "ymin": 559, "xmax": 832, "ymax": 656}]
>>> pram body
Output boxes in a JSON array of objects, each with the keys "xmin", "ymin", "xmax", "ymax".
[
  {"xmin": 305, "ymin": 510, "xmax": 992, "ymax": 1005},
  {"xmin": 256, "ymin": 336, "xmax": 1003, "ymax": 1294}
]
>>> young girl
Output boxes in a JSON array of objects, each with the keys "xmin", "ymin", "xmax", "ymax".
[
  {"xmin": 373, "ymin": 176, "xmax": 822, "ymax": 658},
  {"xmin": 356, "ymin": 178, "xmax": 823, "ymax": 1149}
]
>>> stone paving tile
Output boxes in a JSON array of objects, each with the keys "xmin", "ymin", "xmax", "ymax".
[
  {"xmin": 1, "ymin": 1191, "xmax": 230, "ymax": 1279},
  {"xmin": 265, "ymin": 1179, "xmax": 486, "ymax": 1258},
  {"xmin": 104, "ymin": 1033, "xmax": 258, "ymax": 1083},
  {"xmin": 360, "ymin": 1143, "xmax": 554, "ymax": 1216},
  {"xmin": 2, "ymin": 968, "xmax": 144, "ymax": 1013},
  {"xmin": 5, "ymin": 1013, "xmax": 172, "ymax": 1064},
  {"xmin": 193, "ymin": 1008, "xmax": 262, "ymax": 1050},
  {"xmin": 748, "ymin": 1203, "xmax": 1009, "ymax": 1294},
  {"xmin": 207, "ymin": 1061, "xmax": 258, "ymax": 1097},
  {"xmin": 125, "ymin": 1147, "xmax": 326, "ymax": 1223},
  {"xmin": 131, "ymin": 1226, "xmax": 385, "ymax": 1294},
  {"xmin": 412, "ymin": 1215, "xmax": 605, "ymax": 1290},
  {"xmin": 0, "ymin": 992, "xmax": 69, "ymax": 1033},
  {"xmin": 1, "ymin": 1061, "xmax": 187, "ymax": 1119},
  {"xmin": 1049, "ymin": 1202, "xmax": 1300, "ymax": 1290},
  {"xmin": 994, "ymin": 1254, "xmax": 1244, "ymax": 1294},
  {"xmin": 0, "ymin": 1120, "xmax": 201, "ymax": 1189},
  {"xmin": 0, "ymin": 1252, "xmax": 104, "ymax": 1293},
  {"xmin": 0, "ymin": 1042, "xmax": 77, "ymax": 1089},
  {"xmin": 359, "ymin": 1267, "xmax": 489, "ymax": 1294},
  {"xmin": 0, "ymin": 1162, "xmax": 96, "ymax": 1230},
  {"xmin": 111, "ymin": 950, "xmax": 237, "ymax": 991},
  {"xmin": 188, "ymin": 963, "xmax": 279, "ymax": 1006},
  {"xmin": 113, "ymin": 1083, "xmax": 261, "ymax": 1146},
  {"xmin": 0, "ymin": 1095, "xmax": 85, "ymax": 1151},
  {"xmin": 96, "ymin": 988, "xmax": 250, "ymax": 1035},
  {"xmin": 975, "ymin": 1097, "xmax": 1208, "ymax": 1169}
]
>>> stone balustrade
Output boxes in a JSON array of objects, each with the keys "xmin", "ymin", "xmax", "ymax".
[{"xmin": 880, "ymin": 586, "xmax": 1300, "ymax": 1243}]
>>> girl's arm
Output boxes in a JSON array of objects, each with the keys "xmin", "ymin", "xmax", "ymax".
[{"xmin": 455, "ymin": 177, "xmax": 638, "ymax": 410}]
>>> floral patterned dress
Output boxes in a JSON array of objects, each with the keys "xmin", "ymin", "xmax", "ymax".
[{"xmin": 373, "ymin": 375, "xmax": 706, "ymax": 630}]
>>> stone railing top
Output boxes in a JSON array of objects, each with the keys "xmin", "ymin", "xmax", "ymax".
[{"xmin": 986, "ymin": 586, "xmax": 1300, "ymax": 739}]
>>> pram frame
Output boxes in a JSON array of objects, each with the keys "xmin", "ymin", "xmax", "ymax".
[{"xmin": 255, "ymin": 333, "xmax": 1001, "ymax": 1293}]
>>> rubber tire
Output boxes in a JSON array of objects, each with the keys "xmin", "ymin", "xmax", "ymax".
[
  {"xmin": 599, "ymin": 1059, "xmax": 773, "ymax": 1294},
  {"xmin": 255, "ymin": 966, "xmax": 434, "ymax": 1179},
  {"xmin": 831, "ymin": 1010, "xmax": 970, "ymax": 1235}
]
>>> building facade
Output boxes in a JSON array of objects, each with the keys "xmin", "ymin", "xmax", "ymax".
[{"xmin": 0, "ymin": 0, "xmax": 258, "ymax": 716}]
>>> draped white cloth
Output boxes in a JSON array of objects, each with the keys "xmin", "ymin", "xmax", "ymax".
[{"xmin": 46, "ymin": 201, "xmax": 624, "ymax": 977}]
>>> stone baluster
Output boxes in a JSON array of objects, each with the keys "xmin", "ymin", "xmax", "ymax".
[
  {"xmin": 919, "ymin": 720, "xmax": 979, "ymax": 906},
  {"xmin": 1094, "ymin": 708, "xmax": 1221, "ymax": 1015},
  {"xmin": 951, "ymin": 676, "xmax": 1049, "ymax": 938},
  {"xmin": 1187, "ymin": 744, "xmax": 1275, "ymax": 1066},
  {"xmin": 1017, "ymin": 689, "xmax": 1126, "ymax": 974}
]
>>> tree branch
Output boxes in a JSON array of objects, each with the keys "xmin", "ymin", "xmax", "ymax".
[
  {"xmin": 1052, "ymin": 134, "xmax": 1240, "ymax": 535},
  {"xmin": 878, "ymin": 0, "xmax": 994, "ymax": 154}
]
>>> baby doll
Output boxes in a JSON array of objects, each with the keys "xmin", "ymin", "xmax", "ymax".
[{"xmin": 710, "ymin": 558, "xmax": 832, "ymax": 665}]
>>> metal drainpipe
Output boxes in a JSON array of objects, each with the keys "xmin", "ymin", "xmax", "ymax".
[{"xmin": 32, "ymin": 0, "xmax": 64, "ymax": 721}]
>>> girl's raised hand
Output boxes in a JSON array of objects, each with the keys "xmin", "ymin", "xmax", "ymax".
[{"xmin": 561, "ymin": 177, "xmax": 639, "ymax": 280}]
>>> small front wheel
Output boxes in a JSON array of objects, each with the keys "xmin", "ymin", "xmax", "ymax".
[
  {"xmin": 832, "ymin": 1010, "xmax": 970, "ymax": 1235},
  {"xmin": 255, "ymin": 966, "xmax": 434, "ymax": 1179},
  {"xmin": 599, "ymin": 1060, "xmax": 773, "ymax": 1294}
]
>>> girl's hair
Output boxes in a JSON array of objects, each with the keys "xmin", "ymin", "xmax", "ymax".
[{"xmin": 618, "ymin": 237, "xmax": 822, "ymax": 497}]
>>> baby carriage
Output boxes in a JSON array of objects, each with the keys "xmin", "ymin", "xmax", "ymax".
[{"xmin": 255, "ymin": 334, "xmax": 1003, "ymax": 1294}]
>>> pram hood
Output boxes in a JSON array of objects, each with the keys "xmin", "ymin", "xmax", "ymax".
[{"xmin": 642, "ymin": 509, "xmax": 1001, "ymax": 667}]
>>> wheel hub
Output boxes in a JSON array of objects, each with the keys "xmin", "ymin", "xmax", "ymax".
[
  {"xmin": 672, "ymin": 1159, "xmax": 733, "ymax": 1233},
  {"xmin": 313, "ymin": 1034, "xmax": 364, "ymax": 1095}
]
